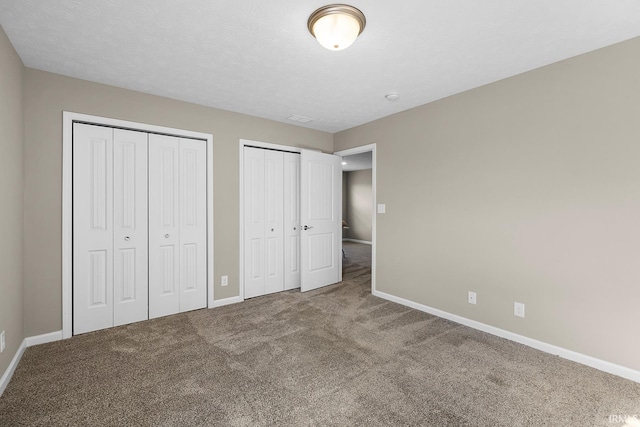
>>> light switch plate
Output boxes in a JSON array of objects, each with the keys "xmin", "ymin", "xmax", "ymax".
[{"xmin": 377, "ymin": 204, "xmax": 386, "ymax": 214}]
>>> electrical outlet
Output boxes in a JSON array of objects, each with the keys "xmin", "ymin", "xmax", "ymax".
[
  {"xmin": 0, "ymin": 330, "xmax": 5, "ymax": 353},
  {"xmin": 514, "ymin": 302, "xmax": 525, "ymax": 318},
  {"xmin": 221, "ymin": 275, "xmax": 228, "ymax": 287},
  {"xmin": 468, "ymin": 291, "xmax": 477, "ymax": 305}
]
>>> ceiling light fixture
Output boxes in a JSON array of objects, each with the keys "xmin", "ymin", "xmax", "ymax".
[{"xmin": 308, "ymin": 4, "xmax": 366, "ymax": 51}]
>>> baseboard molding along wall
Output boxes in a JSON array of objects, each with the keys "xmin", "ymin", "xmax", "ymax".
[
  {"xmin": 4, "ymin": 293, "xmax": 638, "ymax": 397},
  {"xmin": 373, "ymin": 290, "xmax": 640, "ymax": 384},
  {"xmin": 342, "ymin": 238, "xmax": 372, "ymax": 245},
  {"xmin": 0, "ymin": 330, "xmax": 63, "ymax": 397},
  {"xmin": 211, "ymin": 296, "xmax": 243, "ymax": 308}
]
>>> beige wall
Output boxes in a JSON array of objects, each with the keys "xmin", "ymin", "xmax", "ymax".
[
  {"xmin": 335, "ymin": 37, "xmax": 640, "ymax": 371},
  {"xmin": 23, "ymin": 69, "xmax": 333, "ymax": 337},
  {"xmin": 344, "ymin": 170, "xmax": 372, "ymax": 242},
  {"xmin": 0, "ymin": 26, "xmax": 25, "ymax": 376}
]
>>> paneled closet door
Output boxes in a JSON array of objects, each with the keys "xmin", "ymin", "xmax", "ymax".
[
  {"xmin": 148, "ymin": 134, "xmax": 181, "ymax": 319},
  {"xmin": 243, "ymin": 147, "xmax": 285, "ymax": 298},
  {"xmin": 178, "ymin": 138, "xmax": 207, "ymax": 312},
  {"xmin": 73, "ymin": 123, "xmax": 114, "ymax": 334},
  {"xmin": 264, "ymin": 150, "xmax": 284, "ymax": 295},
  {"xmin": 284, "ymin": 152, "xmax": 301, "ymax": 290},
  {"xmin": 244, "ymin": 147, "xmax": 266, "ymax": 299},
  {"xmin": 113, "ymin": 129, "xmax": 149, "ymax": 326}
]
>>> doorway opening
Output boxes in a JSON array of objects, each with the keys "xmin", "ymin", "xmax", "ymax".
[{"xmin": 334, "ymin": 144, "xmax": 377, "ymax": 294}]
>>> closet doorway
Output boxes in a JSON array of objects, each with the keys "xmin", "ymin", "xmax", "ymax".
[
  {"xmin": 62, "ymin": 112, "xmax": 214, "ymax": 338},
  {"xmin": 240, "ymin": 139, "xmax": 343, "ymax": 299}
]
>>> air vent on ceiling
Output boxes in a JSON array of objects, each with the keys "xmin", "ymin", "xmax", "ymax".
[{"xmin": 287, "ymin": 114, "xmax": 313, "ymax": 123}]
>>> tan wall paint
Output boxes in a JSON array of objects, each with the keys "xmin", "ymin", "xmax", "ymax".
[
  {"xmin": 344, "ymin": 170, "xmax": 372, "ymax": 242},
  {"xmin": 0, "ymin": 26, "xmax": 25, "ymax": 376},
  {"xmin": 335, "ymin": 37, "xmax": 640, "ymax": 371},
  {"xmin": 23, "ymin": 68, "xmax": 333, "ymax": 337}
]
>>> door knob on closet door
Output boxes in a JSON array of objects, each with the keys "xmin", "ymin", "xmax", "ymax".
[
  {"xmin": 271, "ymin": 228, "xmax": 274, "ymax": 232},
  {"xmin": 304, "ymin": 225, "xmax": 313, "ymax": 230},
  {"xmin": 124, "ymin": 236, "xmax": 130, "ymax": 241},
  {"xmin": 165, "ymin": 234, "xmax": 170, "ymax": 238}
]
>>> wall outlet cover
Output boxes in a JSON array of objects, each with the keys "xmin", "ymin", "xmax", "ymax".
[
  {"xmin": 514, "ymin": 302, "xmax": 525, "ymax": 318},
  {"xmin": 468, "ymin": 291, "xmax": 477, "ymax": 305}
]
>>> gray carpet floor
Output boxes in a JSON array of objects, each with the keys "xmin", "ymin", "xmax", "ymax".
[{"xmin": 1, "ymin": 242, "xmax": 639, "ymax": 426}]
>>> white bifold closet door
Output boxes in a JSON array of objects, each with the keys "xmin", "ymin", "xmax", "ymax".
[
  {"xmin": 73, "ymin": 124, "xmax": 148, "ymax": 334},
  {"xmin": 244, "ymin": 147, "xmax": 286, "ymax": 298},
  {"xmin": 283, "ymin": 152, "xmax": 301, "ymax": 290},
  {"xmin": 74, "ymin": 123, "xmax": 207, "ymax": 334},
  {"xmin": 148, "ymin": 134, "xmax": 207, "ymax": 319},
  {"xmin": 244, "ymin": 146, "xmax": 344, "ymax": 298}
]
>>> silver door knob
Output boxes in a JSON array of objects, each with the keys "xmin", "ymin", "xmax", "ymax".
[
  {"xmin": 293, "ymin": 227, "xmax": 297, "ymax": 230},
  {"xmin": 165, "ymin": 234, "xmax": 170, "ymax": 238},
  {"xmin": 303, "ymin": 225, "xmax": 313, "ymax": 230},
  {"xmin": 124, "ymin": 236, "xmax": 130, "ymax": 241},
  {"xmin": 271, "ymin": 228, "xmax": 274, "ymax": 232}
]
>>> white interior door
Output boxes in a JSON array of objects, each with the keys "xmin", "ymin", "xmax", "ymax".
[
  {"xmin": 284, "ymin": 152, "xmax": 301, "ymax": 290},
  {"xmin": 148, "ymin": 134, "xmax": 181, "ymax": 318},
  {"xmin": 113, "ymin": 129, "xmax": 149, "ymax": 326},
  {"xmin": 73, "ymin": 123, "xmax": 114, "ymax": 334},
  {"xmin": 178, "ymin": 138, "xmax": 208, "ymax": 312},
  {"xmin": 300, "ymin": 149, "xmax": 342, "ymax": 292}
]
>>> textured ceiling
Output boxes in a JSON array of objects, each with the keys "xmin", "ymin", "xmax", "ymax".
[{"xmin": 1, "ymin": 1, "xmax": 640, "ymax": 133}]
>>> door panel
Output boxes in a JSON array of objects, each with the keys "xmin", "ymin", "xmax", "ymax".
[
  {"xmin": 284, "ymin": 152, "xmax": 301, "ymax": 290},
  {"xmin": 179, "ymin": 138, "xmax": 207, "ymax": 311},
  {"xmin": 244, "ymin": 147, "xmax": 266, "ymax": 299},
  {"xmin": 149, "ymin": 134, "xmax": 180, "ymax": 318},
  {"xmin": 264, "ymin": 150, "xmax": 284, "ymax": 295},
  {"xmin": 301, "ymin": 150, "xmax": 342, "ymax": 292},
  {"xmin": 113, "ymin": 129, "xmax": 148, "ymax": 326},
  {"xmin": 73, "ymin": 123, "xmax": 114, "ymax": 334},
  {"xmin": 243, "ymin": 147, "xmax": 286, "ymax": 298}
]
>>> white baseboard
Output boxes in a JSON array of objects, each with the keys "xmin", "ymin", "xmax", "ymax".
[
  {"xmin": 373, "ymin": 290, "xmax": 640, "ymax": 384},
  {"xmin": 25, "ymin": 330, "xmax": 63, "ymax": 347},
  {"xmin": 0, "ymin": 330, "xmax": 63, "ymax": 397},
  {"xmin": 210, "ymin": 296, "xmax": 243, "ymax": 308},
  {"xmin": 0, "ymin": 340, "xmax": 26, "ymax": 397},
  {"xmin": 342, "ymin": 238, "xmax": 372, "ymax": 245}
]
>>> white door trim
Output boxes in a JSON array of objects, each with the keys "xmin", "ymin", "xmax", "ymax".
[
  {"xmin": 62, "ymin": 111, "xmax": 214, "ymax": 339},
  {"xmin": 238, "ymin": 139, "xmax": 303, "ymax": 301},
  {"xmin": 333, "ymin": 143, "xmax": 377, "ymax": 294}
]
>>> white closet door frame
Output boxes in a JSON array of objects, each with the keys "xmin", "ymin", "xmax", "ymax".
[{"xmin": 62, "ymin": 112, "xmax": 214, "ymax": 339}]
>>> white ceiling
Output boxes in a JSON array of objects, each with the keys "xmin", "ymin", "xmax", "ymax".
[{"xmin": 1, "ymin": 1, "xmax": 640, "ymax": 133}]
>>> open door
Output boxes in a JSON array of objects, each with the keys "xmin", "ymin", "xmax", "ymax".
[{"xmin": 300, "ymin": 149, "xmax": 342, "ymax": 292}]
